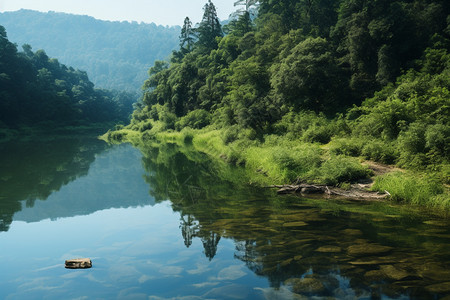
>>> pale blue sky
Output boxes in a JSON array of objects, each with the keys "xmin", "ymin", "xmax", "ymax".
[{"xmin": 0, "ymin": 0, "xmax": 237, "ymax": 26}]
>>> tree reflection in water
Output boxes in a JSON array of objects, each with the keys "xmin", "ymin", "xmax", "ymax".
[
  {"xmin": 180, "ymin": 213, "xmax": 199, "ymax": 248},
  {"xmin": 136, "ymin": 140, "xmax": 450, "ymax": 299},
  {"xmin": 0, "ymin": 135, "xmax": 108, "ymax": 231}
]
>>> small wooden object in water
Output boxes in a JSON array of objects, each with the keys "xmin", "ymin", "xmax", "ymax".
[{"xmin": 65, "ymin": 258, "xmax": 92, "ymax": 269}]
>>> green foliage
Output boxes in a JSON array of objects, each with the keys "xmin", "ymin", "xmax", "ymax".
[
  {"xmin": 308, "ymin": 156, "xmax": 372, "ymax": 186},
  {"xmin": 138, "ymin": 120, "xmax": 153, "ymax": 132},
  {"xmin": 179, "ymin": 17, "xmax": 196, "ymax": 52},
  {"xmin": 0, "ymin": 9, "xmax": 180, "ymax": 92},
  {"xmin": 157, "ymin": 105, "xmax": 178, "ymax": 130},
  {"xmin": 0, "ymin": 28, "xmax": 132, "ymax": 127},
  {"xmin": 115, "ymin": 0, "xmax": 450, "ymax": 207},
  {"xmin": 196, "ymin": 0, "xmax": 223, "ymax": 52},
  {"xmin": 270, "ymin": 37, "xmax": 345, "ymax": 113},
  {"xmin": 245, "ymin": 138, "xmax": 323, "ymax": 183},
  {"xmin": 328, "ymin": 137, "xmax": 363, "ymax": 157},
  {"xmin": 176, "ymin": 109, "xmax": 211, "ymax": 130},
  {"xmin": 372, "ymin": 172, "xmax": 447, "ymax": 207},
  {"xmin": 361, "ymin": 140, "xmax": 397, "ymax": 164}
]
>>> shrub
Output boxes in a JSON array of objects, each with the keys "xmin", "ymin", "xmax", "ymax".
[
  {"xmin": 175, "ymin": 109, "xmax": 211, "ymax": 130},
  {"xmin": 245, "ymin": 142, "xmax": 322, "ymax": 183},
  {"xmin": 302, "ymin": 125, "xmax": 332, "ymax": 144},
  {"xmin": 158, "ymin": 108, "xmax": 177, "ymax": 130},
  {"xmin": 398, "ymin": 122, "xmax": 427, "ymax": 155},
  {"xmin": 138, "ymin": 120, "xmax": 153, "ymax": 132},
  {"xmin": 329, "ymin": 138, "xmax": 364, "ymax": 157},
  {"xmin": 273, "ymin": 111, "xmax": 331, "ymax": 139},
  {"xmin": 361, "ymin": 139, "xmax": 397, "ymax": 164},
  {"xmin": 311, "ymin": 156, "xmax": 372, "ymax": 185},
  {"xmin": 108, "ymin": 130, "xmax": 127, "ymax": 142},
  {"xmin": 425, "ymin": 123, "xmax": 450, "ymax": 158},
  {"xmin": 372, "ymin": 172, "xmax": 446, "ymax": 206},
  {"xmin": 222, "ymin": 125, "xmax": 240, "ymax": 144}
]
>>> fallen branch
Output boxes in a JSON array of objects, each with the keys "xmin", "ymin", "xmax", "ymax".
[{"xmin": 267, "ymin": 184, "xmax": 389, "ymax": 200}]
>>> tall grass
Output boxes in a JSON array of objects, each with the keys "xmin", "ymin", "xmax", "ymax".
[
  {"xmin": 103, "ymin": 122, "xmax": 449, "ymax": 209},
  {"xmin": 245, "ymin": 141, "xmax": 323, "ymax": 184},
  {"xmin": 372, "ymin": 172, "xmax": 449, "ymax": 207},
  {"xmin": 308, "ymin": 155, "xmax": 373, "ymax": 185}
]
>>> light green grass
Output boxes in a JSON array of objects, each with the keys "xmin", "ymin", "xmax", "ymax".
[
  {"xmin": 103, "ymin": 125, "xmax": 449, "ymax": 209},
  {"xmin": 372, "ymin": 171, "xmax": 449, "ymax": 208}
]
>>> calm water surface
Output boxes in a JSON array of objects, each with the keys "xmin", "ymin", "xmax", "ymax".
[{"xmin": 0, "ymin": 134, "xmax": 450, "ymax": 299}]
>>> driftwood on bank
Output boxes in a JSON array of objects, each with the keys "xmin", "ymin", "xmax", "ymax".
[
  {"xmin": 65, "ymin": 258, "xmax": 92, "ymax": 269},
  {"xmin": 268, "ymin": 183, "xmax": 390, "ymax": 200}
]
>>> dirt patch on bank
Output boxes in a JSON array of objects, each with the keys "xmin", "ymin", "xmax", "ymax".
[{"xmin": 362, "ymin": 161, "xmax": 403, "ymax": 176}]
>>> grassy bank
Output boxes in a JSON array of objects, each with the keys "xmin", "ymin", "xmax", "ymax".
[{"xmin": 101, "ymin": 123, "xmax": 449, "ymax": 209}]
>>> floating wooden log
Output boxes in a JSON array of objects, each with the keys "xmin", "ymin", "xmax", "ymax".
[
  {"xmin": 267, "ymin": 184, "xmax": 389, "ymax": 200},
  {"xmin": 65, "ymin": 258, "xmax": 92, "ymax": 269}
]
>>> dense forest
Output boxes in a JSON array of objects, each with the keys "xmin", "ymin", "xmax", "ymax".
[
  {"xmin": 0, "ymin": 9, "xmax": 180, "ymax": 92},
  {"xmin": 0, "ymin": 25, "xmax": 134, "ymax": 129},
  {"xmin": 108, "ymin": 0, "xmax": 450, "ymax": 207}
]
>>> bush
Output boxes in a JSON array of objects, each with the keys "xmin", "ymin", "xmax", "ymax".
[
  {"xmin": 398, "ymin": 122, "xmax": 427, "ymax": 155},
  {"xmin": 329, "ymin": 138, "xmax": 364, "ymax": 157},
  {"xmin": 175, "ymin": 109, "xmax": 211, "ymax": 130},
  {"xmin": 108, "ymin": 130, "xmax": 127, "ymax": 142},
  {"xmin": 222, "ymin": 125, "xmax": 240, "ymax": 144},
  {"xmin": 361, "ymin": 139, "xmax": 397, "ymax": 164},
  {"xmin": 395, "ymin": 121, "xmax": 449, "ymax": 169},
  {"xmin": 138, "ymin": 120, "xmax": 153, "ymax": 132},
  {"xmin": 302, "ymin": 125, "xmax": 332, "ymax": 144},
  {"xmin": 372, "ymin": 172, "xmax": 446, "ymax": 206},
  {"xmin": 310, "ymin": 156, "xmax": 372, "ymax": 185},
  {"xmin": 273, "ymin": 111, "xmax": 331, "ymax": 141},
  {"xmin": 158, "ymin": 108, "xmax": 177, "ymax": 130},
  {"xmin": 425, "ymin": 123, "xmax": 450, "ymax": 158}
]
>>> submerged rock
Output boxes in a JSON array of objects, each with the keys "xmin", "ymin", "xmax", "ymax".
[
  {"xmin": 65, "ymin": 258, "xmax": 92, "ymax": 269},
  {"xmin": 380, "ymin": 265, "xmax": 411, "ymax": 281},
  {"xmin": 365, "ymin": 270, "xmax": 385, "ymax": 281},
  {"xmin": 315, "ymin": 246, "xmax": 342, "ymax": 253},
  {"xmin": 347, "ymin": 243, "xmax": 393, "ymax": 256},
  {"xmin": 425, "ymin": 282, "xmax": 450, "ymax": 293},
  {"xmin": 415, "ymin": 262, "xmax": 450, "ymax": 281},
  {"xmin": 283, "ymin": 221, "xmax": 308, "ymax": 227},
  {"xmin": 341, "ymin": 229, "xmax": 363, "ymax": 236},
  {"xmin": 286, "ymin": 277, "xmax": 326, "ymax": 295}
]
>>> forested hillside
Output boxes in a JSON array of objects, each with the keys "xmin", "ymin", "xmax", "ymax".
[
  {"xmin": 0, "ymin": 26, "xmax": 134, "ymax": 129},
  {"xmin": 109, "ymin": 0, "xmax": 449, "ymax": 207},
  {"xmin": 0, "ymin": 9, "xmax": 180, "ymax": 92}
]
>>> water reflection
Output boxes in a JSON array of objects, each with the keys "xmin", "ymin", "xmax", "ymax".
[
  {"xmin": 1, "ymin": 135, "xmax": 450, "ymax": 299},
  {"xmin": 0, "ymin": 135, "xmax": 157, "ymax": 230},
  {"xmin": 0, "ymin": 135, "xmax": 108, "ymax": 231},
  {"xmin": 136, "ymin": 140, "xmax": 450, "ymax": 299}
]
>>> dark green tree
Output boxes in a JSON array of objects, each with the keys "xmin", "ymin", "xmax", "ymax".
[
  {"xmin": 270, "ymin": 37, "xmax": 345, "ymax": 113},
  {"xmin": 196, "ymin": 0, "xmax": 223, "ymax": 52},
  {"xmin": 179, "ymin": 17, "xmax": 196, "ymax": 52}
]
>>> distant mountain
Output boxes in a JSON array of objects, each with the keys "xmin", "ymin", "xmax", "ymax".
[{"xmin": 0, "ymin": 9, "xmax": 180, "ymax": 92}]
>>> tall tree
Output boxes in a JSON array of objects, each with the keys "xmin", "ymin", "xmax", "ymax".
[
  {"xmin": 196, "ymin": 0, "xmax": 223, "ymax": 51},
  {"xmin": 234, "ymin": 0, "xmax": 258, "ymax": 13},
  {"xmin": 179, "ymin": 17, "xmax": 196, "ymax": 52}
]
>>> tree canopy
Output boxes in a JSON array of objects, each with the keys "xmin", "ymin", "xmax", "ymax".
[
  {"xmin": 0, "ymin": 9, "xmax": 180, "ymax": 92},
  {"xmin": 131, "ymin": 0, "xmax": 449, "ymax": 176},
  {"xmin": 0, "ymin": 26, "xmax": 134, "ymax": 128}
]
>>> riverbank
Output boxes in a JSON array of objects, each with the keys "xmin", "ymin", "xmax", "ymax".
[
  {"xmin": 0, "ymin": 122, "xmax": 119, "ymax": 142},
  {"xmin": 101, "ymin": 126, "xmax": 449, "ymax": 210}
]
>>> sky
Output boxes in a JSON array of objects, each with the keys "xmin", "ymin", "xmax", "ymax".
[{"xmin": 0, "ymin": 0, "xmax": 237, "ymax": 26}]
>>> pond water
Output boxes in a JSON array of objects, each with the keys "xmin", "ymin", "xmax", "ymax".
[{"xmin": 0, "ymin": 134, "xmax": 450, "ymax": 299}]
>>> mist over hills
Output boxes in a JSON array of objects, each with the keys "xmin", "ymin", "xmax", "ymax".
[{"xmin": 0, "ymin": 9, "xmax": 180, "ymax": 92}]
